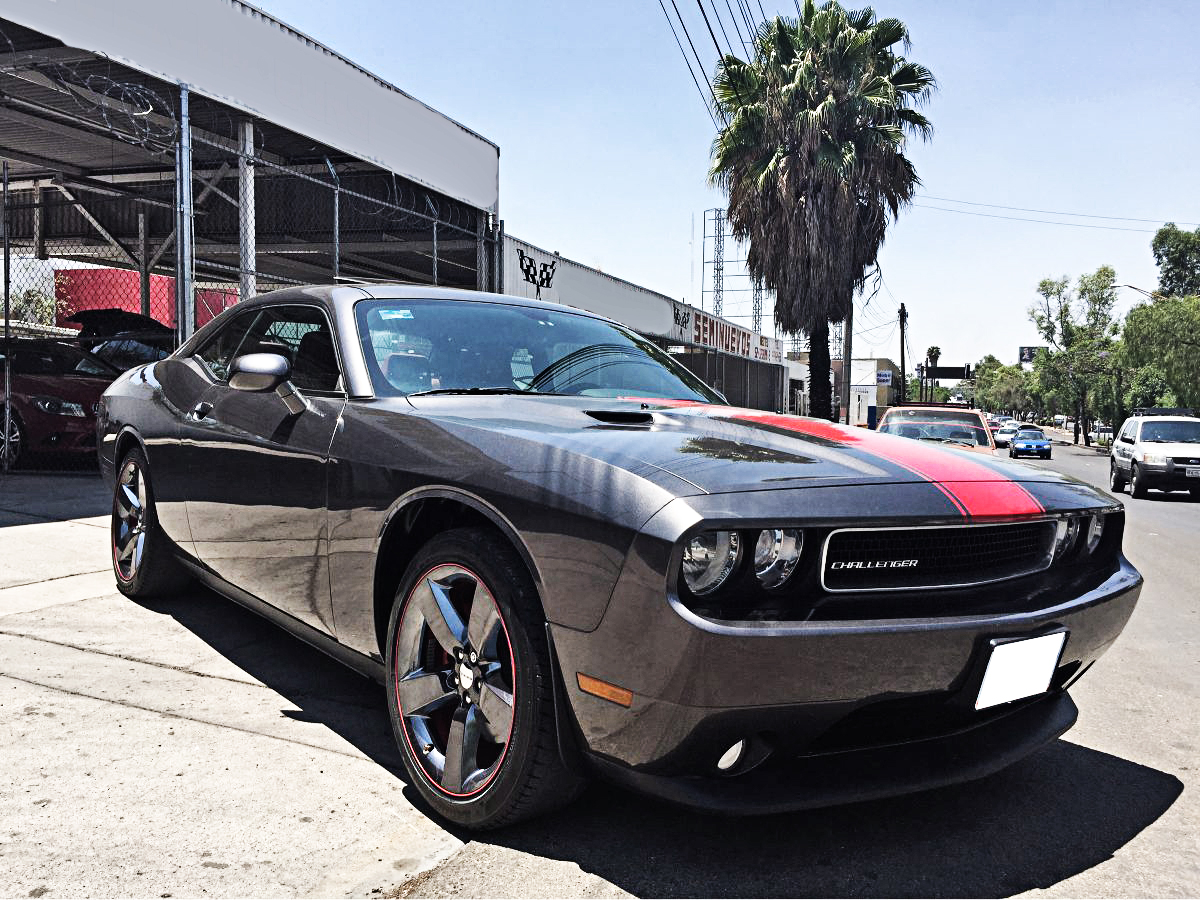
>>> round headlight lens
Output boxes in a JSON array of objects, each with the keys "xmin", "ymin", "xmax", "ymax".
[
  {"xmin": 682, "ymin": 530, "xmax": 741, "ymax": 595},
  {"xmin": 1086, "ymin": 514, "xmax": 1104, "ymax": 553},
  {"xmin": 753, "ymin": 528, "xmax": 803, "ymax": 589},
  {"xmin": 1054, "ymin": 517, "xmax": 1081, "ymax": 558}
]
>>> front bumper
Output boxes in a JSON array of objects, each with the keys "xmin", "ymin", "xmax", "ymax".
[
  {"xmin": 550, "ymin": 549, "xmax": 1141, "ymax": 811},
  {"xmin": 1011, "ymin": 443, "xmax": 1051, "ymax": 456},
  {"xmin": 1137, "ymin": 462, "xmax": 1200, "ymax": 491}
]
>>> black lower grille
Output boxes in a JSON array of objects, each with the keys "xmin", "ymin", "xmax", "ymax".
[{"xmin": 822, "ymin": 521, "xmax": 1056, "ymax": 591}]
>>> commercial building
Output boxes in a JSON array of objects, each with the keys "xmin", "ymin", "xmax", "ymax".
[{"xmin": 502, "ymin": 235, "xmax": 787, "ymax": 411}]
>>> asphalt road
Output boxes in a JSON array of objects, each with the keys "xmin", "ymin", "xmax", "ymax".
[{"xmin": 0, "ymin": 444, "xmax": 1196, "ymax": 898}]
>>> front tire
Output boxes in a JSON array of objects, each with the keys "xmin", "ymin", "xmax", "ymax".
[
  {"xmin": 385, "ymin": 527, "xmax": 584, "ymax": 830},
  {"xmin": 1, "ymin": 412, "xmax": 24, "ymax": 468},
  {"xmin": 111, "ymin": 447, "xmax": 192, "ymax": 597},
  {"xmin": 1109, "ymin": 460, "xmax": 1126, "ymax": 493},
  {"xmin": 1129, "ymin": 463, "xmax": 1148, "ymax": 499}
]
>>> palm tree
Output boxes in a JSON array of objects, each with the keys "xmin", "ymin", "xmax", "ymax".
[
  {"xmin": 710, "ymin": 1, "xmax": 934, "ymax": 419},
  {"xmin": 926, "ymin": 345, "xmax": 940, "ymax": 401}
]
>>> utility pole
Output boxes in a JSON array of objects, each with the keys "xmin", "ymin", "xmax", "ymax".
[
  {"xmin": 898, "ymin": 302, "xmax": 907, "ymax": 403},
  {"xmin": 712, "ymin": 209, "xmax": 725, "ymax": 317},
  {"xmin": 840, "ymin": 304, "xmax": 853, "ymax": 423}
]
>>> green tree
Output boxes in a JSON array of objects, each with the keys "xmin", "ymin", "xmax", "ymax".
[
  {"xmin": 1123, "ymin": 365, "xmax": 1179, "ymax": 410},
  {"xmin": 1150, "ymin": 223, "xmax": 1200, "ymax": 297},
  {"xmin": 1122, "ymin": 293, "xmax": 1200, "ymax": 406},
  {"xmin": 1029, "ymin": 266, "xmax": 1121, "ymax": 445},
  {"xmin": 710, "ymin": 1, "xmax": 935, "ymax": 419}
]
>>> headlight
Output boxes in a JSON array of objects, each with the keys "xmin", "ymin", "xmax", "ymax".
[
  {"xmin": 1086, "ymin": 514, "xmax": 1104, "ymax": 553},
  {"xmin": 32, "ymin": 396, "xmax": 86, "ymax": 417},
  {"xmin": 753, "ymin": 528, "xmax": 803, "ymax": 589},
  {"xmin": 682, "ymin": 530, "xmax": 741, "ymax": 595},
  {"xmin": 1053, "ymin": 518, "xmax": 1081, "ymax": 558},
  {"xmin": 1142, "ymin": 453, "xmax": 1166, "ymax": 465}
]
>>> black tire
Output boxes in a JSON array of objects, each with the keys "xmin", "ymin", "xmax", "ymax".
[
  {"xmin": 111, "ymin": 447, "xmax": 192, "ymax": 598},
  {"xmin": 1008, "ymin": 448, "xmax": 1015, "ymax": 458},
  {"xmin": 1191, "ymin": 487, "xmax": 1200, "ymax": 500},
  {"xmin": 385, "ymin": 527, "xmax": 584, "ymax": 830},
  {"xmin": 1, "ymin": 412, "xmax": 24, "ymax": 468},
  {"xmin": 1129, "ymin": 463, "xmax": 1148, "ymax": 499},
  {"xmin": 1109, "ymin": 460, "xmax": 1126, "ymax": 493}
]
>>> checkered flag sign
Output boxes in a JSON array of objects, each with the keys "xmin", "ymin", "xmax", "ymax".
[{"xmin": 516, "ymin": 249, "xmax": 556, "ymax": 298}]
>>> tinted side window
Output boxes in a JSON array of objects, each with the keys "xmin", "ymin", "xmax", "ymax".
[
  {"xmin": 195, "ymin": 312, "xmax": 258, "ymax": 382},
  {"xmin": 248, "ymin": 305, "xmax": 342, "ymax": 393}
]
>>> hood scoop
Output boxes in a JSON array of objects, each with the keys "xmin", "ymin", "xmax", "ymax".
[{"xmin": 584, "ymin": 409, "xmax": 655, "ymax": 427}]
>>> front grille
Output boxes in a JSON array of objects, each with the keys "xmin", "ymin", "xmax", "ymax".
[
  {"xmin": 822, "ymin": 521, "xmax": 1056, "ymax": 592},
  {"xmin": 1172, "ymin": 456, "xmax": 1200, "ymax": 465}
]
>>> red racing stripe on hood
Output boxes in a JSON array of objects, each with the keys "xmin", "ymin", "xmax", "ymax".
[{"xmin": 725, "ymin": 412, "xmax": 1044, "ymax": 518}]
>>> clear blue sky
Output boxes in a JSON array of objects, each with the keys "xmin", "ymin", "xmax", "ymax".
[{"xmin": 255, "ymin": 0, "xmax": 1199, "ymax": 369}]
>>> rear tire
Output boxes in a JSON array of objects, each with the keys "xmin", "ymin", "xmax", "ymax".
[
  {"xmin": 385, "ymin": 527, "xmax": 584, "ymax": 830},
  {"xmin": 1129, "ymin": 463, "xmax": 1148, "ymax": 499},
  {"xmin": 111, "ymin": 447, "xmax": 192, "ymax": 598},
  {"xmin": 1109, "ymin": 460, "xmax": 1126, "ymax": 493}
]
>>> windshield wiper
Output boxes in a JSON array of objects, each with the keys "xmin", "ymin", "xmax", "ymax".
[{"xmin": 407, "ymin": 387, "xmax": 545, "ymax": 397}]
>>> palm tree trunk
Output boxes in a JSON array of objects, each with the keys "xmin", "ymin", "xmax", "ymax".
[{"xmin": 808, "ymin": 319, "xmax": 833, "ymax": 420}]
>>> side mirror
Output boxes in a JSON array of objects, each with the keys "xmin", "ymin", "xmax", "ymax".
[{"xmin": 229, "ymin": 353, "xmax": 291, "ymax": 392}]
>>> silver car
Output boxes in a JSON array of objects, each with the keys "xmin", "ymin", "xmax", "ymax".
[{"xmin": 1109, "ymin": 412, "xmax": 1200, "ymax": 499}]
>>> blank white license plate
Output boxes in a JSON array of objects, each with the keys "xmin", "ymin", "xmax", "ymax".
[
  {"xmin": 975, "ymin": 632, "xmax": 1067, "ymax": 710},
  {"xmin": 1186, "ymin": 467, "xmax": 1200, "ymax": 478}
]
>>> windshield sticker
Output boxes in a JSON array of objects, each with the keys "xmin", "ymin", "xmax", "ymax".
[{"xmin": 380, "ymin": 309, "xmax": 414, "ymax": 320}]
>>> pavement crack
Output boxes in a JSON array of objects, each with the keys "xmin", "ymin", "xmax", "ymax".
[
  {"xmin": 0, "ymin": 569, "xmax": 111, "ymax": 593},
  {"xmin": 0, "ymin": 671, "xmax": 403, "ymax": 771},
  {"xmin": 0, "ymin": 629, "xmax": 270, "ymax": 689}
]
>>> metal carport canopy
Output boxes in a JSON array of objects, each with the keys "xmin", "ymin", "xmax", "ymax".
[{"xmin": 1, "ymin": 0, "xmax": 500, "ymax": 214}]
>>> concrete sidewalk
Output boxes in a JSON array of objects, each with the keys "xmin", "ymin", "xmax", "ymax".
[{"xmin": 0, "ymin": 472, "xmax": 461, "ymax": 898}]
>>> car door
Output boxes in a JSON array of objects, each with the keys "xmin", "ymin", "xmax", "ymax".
[
  {"xmin": 184, "ymin": 303, "xmax": 346, "ymax": 632},
  {"xmin": 1114, "ymin": 421, "xmax": 1136, "ymax": 473}
]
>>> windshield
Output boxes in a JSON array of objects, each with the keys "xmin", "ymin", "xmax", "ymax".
[
  {"xmin": 0, "ymin": 342, "xmax": 118, "ymax": 377},
  {"xmin": 879, "ymin": 419, "xmax": 991, "ymax": 447},
  {"xmin": 355, "ymin": 298, "xmax": 724, "ymax": 403},
  {"xmin": 1140, "ymin": 420, "xmax": 1200, "ymax": 443},
  {"xmin": 1015, "ymin": 429, "xmax": 1045, "ymax": 439}
]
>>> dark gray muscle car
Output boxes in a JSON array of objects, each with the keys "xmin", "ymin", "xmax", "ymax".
[{"xmin": 98, "ymin": 285, "xmax": 1142, "ymax": 829}]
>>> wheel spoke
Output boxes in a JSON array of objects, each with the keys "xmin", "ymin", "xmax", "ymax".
[
  {"xmin": 120, "ymin": 482, "xmax": 141, "ymax": 513},
  {"xmin": 477, "ymin": 681, "xmax": 514, "ymax": 740},
  {"xmin": 440, "ymin": 705, "xmax": 481, "ymax": 794},
  {"xmin": 396, "ymin": 670, "xmax": 455, "ymax": 716},
  {"xmin": 412, "ymin": 575, "xmax": 467, "ymax": 654},
  {"xmin": 466, "ymin": 592, "xmax": 502, "ymax": 658},
  {"xmin": 131, "ymin": 531, "xmax": 146, "ymax": 574},
  {"xmin": 116, "ymin": 533, "xmax": 136, "ymax": 563}
]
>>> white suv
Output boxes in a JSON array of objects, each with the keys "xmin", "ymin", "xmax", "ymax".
[{"xmin": 1109, "ymin": 411, "xmax": 1200, "ymax": 499}]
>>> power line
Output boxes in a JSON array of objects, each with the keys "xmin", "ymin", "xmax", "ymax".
[
  {"xmin": 918, "ymin": 194, "xmax": 1199, "ymax": 228},
  {"xmin": 705, "ymin": 0, "xmax": 737, "ymax": 58},
  {"xmin": 723, "ymin": 0, "xmax": 751, "ymax": 54},
  {"xmin": 913, "ymin": 203, "xmax": 1161, "ymax": 234},
  {"xmin": 669, "ymin": 0, "xmax": 727, "ymax": 124},
  {"xmin": 656, "ymin": 0, "xmax": 720, "ymax": 129}
]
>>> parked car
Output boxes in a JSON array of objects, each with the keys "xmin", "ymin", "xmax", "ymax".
[
  {"xmin": 994, "ymin": 424, "xmax": 1021, "ymax": 448},
  {"xmin": 876, "ymin": 405, "xmax": 996, "ymax": 454},
  {"xmin": 1009, "ymin": 427, "xmax": 1052, "ymax": 460},
  {"xmin": 65, "ymin": 309, "xmax": 175, "ymax": 371},
  {"xmin": 1109, "ymin": 411, "xmax": 1200, "ymax": 499},
  {"xmin": 99, "ymin": 285, "xmax": 1142, "ymax": 829},
  {"xmin": 1, "ymin": 339, "xmax": 120, "ymax": 467},
  {"xmin": 1089, "ymin": 425, "xmax": 1113, "ymax": 445}
]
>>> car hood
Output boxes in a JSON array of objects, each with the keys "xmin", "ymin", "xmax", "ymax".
[
  {"xmin": 406, "ymin": 396, "xmax": 1086, "ymax": 514},
  {"xmin": 1141, "ymin": 442, "xmax": 1200, "ymax": 458},
  {"xmin": 11, "ymin": 373, "xmax": 112, "ymax": 407}
]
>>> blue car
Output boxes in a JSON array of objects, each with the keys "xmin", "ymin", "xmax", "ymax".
[{"xmin": 1009, "ymin": 428, "xmax": 1052, "ymax": 459}]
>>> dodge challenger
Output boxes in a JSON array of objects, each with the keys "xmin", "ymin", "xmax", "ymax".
[{"xmin": 98, "ymin": 285, "xmax": 1142, "ymax": 829}]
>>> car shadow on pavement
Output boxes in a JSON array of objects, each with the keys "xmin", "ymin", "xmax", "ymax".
[
  {"xmin": 131, "ymin": 585, "xmax": 1182, "ymax": 898},
  {"xmin": 477, "ymin": 735, "xmax": 1181, "ymax": 898},
  {"xmin": 0, "ymin": 471, "xmax": 111, "ymax": 525},
  {"xmin": 131, "ymin": 584, "xmax": 409, "ymax": 781}
]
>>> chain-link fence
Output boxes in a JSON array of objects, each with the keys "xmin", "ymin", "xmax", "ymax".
[{"xmin": 1, "ymin": 18, "xmax": 499, "ymax": 471}]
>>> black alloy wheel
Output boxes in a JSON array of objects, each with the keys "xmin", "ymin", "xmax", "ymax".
[
  {"xmin": 1129, "ymin": 463, "xmax": 1148, "ymax": 499},
  {"xmin": 1, "ymin": 413, "xmax": 23, "ymax": 468},
  {"xmin": 386, "ymin": 527, "xmax": 583, "ymax": 829},
  {"xmin": 1109, "ymin": 459, "xmax": 1126, "ymax": 493},
  {"xmin": 111, "ymin": 447, "xmax": 191, "ymax": 598}
]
